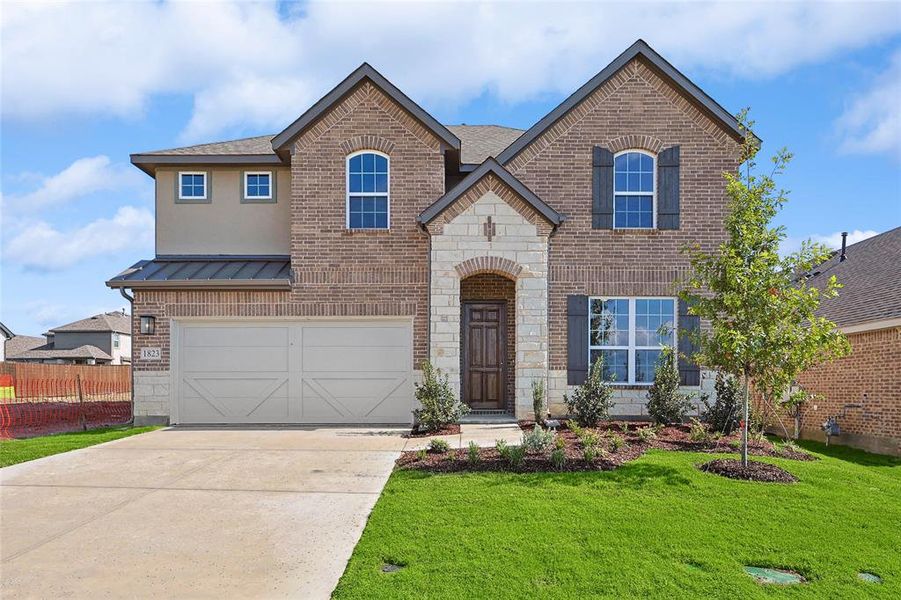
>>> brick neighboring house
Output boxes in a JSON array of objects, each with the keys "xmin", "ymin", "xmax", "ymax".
[
  {"xmin": 108, "ymin": 40, "xmax": 746, "ymax": 426},
  {"xmin": 5, "ymin": 312, "xmax": 132, "ymax": 366},
  {"xmin": 774, "ymin": 228, "xmax": 900, "ymax": 456}
]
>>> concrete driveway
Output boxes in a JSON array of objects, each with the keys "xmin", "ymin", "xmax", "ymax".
[{"xmin": 0, "ymin": 426, "xmax": 411, "ymax": 599}]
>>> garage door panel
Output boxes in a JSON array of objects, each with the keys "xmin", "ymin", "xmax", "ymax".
[
  {"xmin": 302, "ymin": 325, "xmax": 410, "ymax": 348},
  {"xmin": 302, "ymin": 347, "xmax": 409, "ymax": 373},
  {"xmin": 182, "ymin": 347, "xmax": 289, "ymax": 372},
  {"xmin": 176, "ymin": 320, "xmax": 412, "ymax": 424},
  {"xmin": 183, "ymin": 326, "xmax": 289, "ymax": 348}
]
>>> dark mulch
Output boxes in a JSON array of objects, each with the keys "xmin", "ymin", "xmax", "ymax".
[
  {"xmin": 406, "ymin": 424, "xmax": 461, "ymax": 438},
  {"xmin": 699, "ymin": 458, "xmax": 798, "ymax": 483},
  {"xmin": 650, "ymin": 424, "xmax": 816, "ymax": 461}
]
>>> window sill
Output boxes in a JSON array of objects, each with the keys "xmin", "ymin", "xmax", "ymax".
[
  {"xmin": 611, "ymin": 228, "xmax": 661, "ymax": 235},
  {"xmin": 343, "ymin": 228, "xmax": 391, "ymax": 236}
]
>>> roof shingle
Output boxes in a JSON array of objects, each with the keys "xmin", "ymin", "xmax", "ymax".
[{"xmin": 50, "ymin": 312, "xmax": 131, "ymax": 335}]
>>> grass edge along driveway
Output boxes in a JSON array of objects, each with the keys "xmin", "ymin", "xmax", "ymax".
[
  {"xmin": 335, "ymin": 441, "xmax": 899, "ymax": 599},
  {"xmin": 1, "ymin": 426, "xmax": 160, "ymax": 467}
]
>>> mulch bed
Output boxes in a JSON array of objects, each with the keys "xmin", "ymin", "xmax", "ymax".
[
  {"xmin": 699, "ymin": 458, "xmax": 798, "ymax": 483},
  {"xmin": 406, "ymin": 424, "xmax": 461, "ymax": 438},
  {"xmin": 396, "ymin": 420, "xmax": 814, "ymax": 476}
]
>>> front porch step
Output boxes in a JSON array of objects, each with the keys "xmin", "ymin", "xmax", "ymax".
[{"xmin": 461, "ymin": 412, "xmax": 517, "ymax": 424}]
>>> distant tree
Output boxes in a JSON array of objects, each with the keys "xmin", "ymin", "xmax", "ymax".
[{"xmin": 679, "ymin": 110, "xmax": 850, "ymax": 467}]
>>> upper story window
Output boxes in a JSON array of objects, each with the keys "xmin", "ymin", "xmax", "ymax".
[
  {"xmin": 614, "ymin": 151, "xmax": 654, "ymax": 228},
  {"xmin": 243, "ymin": 171, "xmax": 273, "ymax": 202},
  {"xmin": 347, "ymin": 151, "xmax": 389, "ymax": 229},
  {"xmin": 178, "ymin": 171, "xmax": 208, "ymax": 201},
  {"xmin": 113, "ymin": 333, "xmax": 120, "ymax": 349},
  {"xmin": 589, "ymin": 297, "xmax": 675, "ymax": 384}
]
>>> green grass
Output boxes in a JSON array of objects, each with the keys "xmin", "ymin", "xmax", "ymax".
[
  {"xmin": 335, "ymin": 441, "xmax": 900, "ymax": 599},
  {"xmin": 0, "ymin": 426, "xmax": 159, "ymax": 467}
]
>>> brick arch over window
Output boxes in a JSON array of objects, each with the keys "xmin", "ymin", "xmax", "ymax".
[
  {"xmin": 607, "ymin": 134, "xmax": 664, "ymax": 154},
  {"xmin": 455, "ymin": 256, "xmax": 523, "ymax": 279},
  {"xmin": 339, "ymin": 134, "xmax": 396, "ymax": 155}
]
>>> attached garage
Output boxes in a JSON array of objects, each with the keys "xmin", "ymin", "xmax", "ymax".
[{"xmin": 171, "ymin": 319, "xmax": 413, "ymax": 424}]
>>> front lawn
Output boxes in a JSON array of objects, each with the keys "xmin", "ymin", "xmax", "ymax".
[
  {"xmin": 0, "ymin": 426, "xmax": 159, "ymax": 467},
  {"xmin": 335, "ymin": 441, "xmax": 900, "ymax": 598}
]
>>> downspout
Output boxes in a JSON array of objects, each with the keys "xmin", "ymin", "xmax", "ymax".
[
  {"xmin": 118, "ymin": 287, "xmax": 135, "ymax": 426},
  {"xmin": 546, "ymin": 218, "xmax": 564, "ymax": 417}
]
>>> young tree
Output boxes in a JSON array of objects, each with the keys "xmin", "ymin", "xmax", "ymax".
[{"xmin": 679, "ymin": 111, "xmax": 850, "ymax": 467}]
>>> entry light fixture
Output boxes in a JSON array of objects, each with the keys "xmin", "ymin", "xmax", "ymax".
[{"xmin": 139, "ymin": 315, "xmax": 156, "ymax": 335}]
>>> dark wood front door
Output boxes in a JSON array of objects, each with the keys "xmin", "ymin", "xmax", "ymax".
[{"xmin": 462, "ymin": 302, "xmax": 506, "ymax": 410}]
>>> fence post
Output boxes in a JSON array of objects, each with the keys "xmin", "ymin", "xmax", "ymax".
[{"xmin": 77, "ymin": 374, "xmax": 86, "ymax": 431}]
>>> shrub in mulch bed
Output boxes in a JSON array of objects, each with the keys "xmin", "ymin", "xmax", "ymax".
[
  {"xmin": 648, "ymin": 424, "xmax": 816, "ymax": 461},
  {"xmin": 699, "ymin": 459, "xmax": 798, "ymax": 483},
  {"xmin": 407, "ymin": 424, "xmax": 461, "ymax": 438}
]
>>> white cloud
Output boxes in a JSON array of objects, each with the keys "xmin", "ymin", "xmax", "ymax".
[
  {"xmin": 3, "ymin": 155, "xmax": 142, "ymax": 212},
  {"xmin": 2, "ymin": 1, "xmax": 900, "ymax": 141},
  {"xmin": 4, "ymin": 206, "xmax": 154, "ymax": 270},
  {"xmin": 782, "ymin": 229, "xmax": 879, "ymax": 256},
  {"xmin": 836, "ymin": 50, "xmax": 901, "ymax": 161}
]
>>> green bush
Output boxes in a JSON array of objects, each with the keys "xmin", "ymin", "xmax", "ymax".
[
  {"xmin": 582, "ymin": 446, "xmax": 598, "ymax": 463},
  {"xmin": 554, "ymin": 436, "xmax": 566, "ymax": 450},
  {"xmin": 522, "ymin": 424, "xmax": 555, "ymax": 455},
  {"xmin": 688, "ymin": 418, "xmax": 709, "ymax": 442},
  {"xmin": 609, "ymin": 433, "xmax": 625, "ymax": 453},
  {"xmin": 702, "ymin": 373, "xmax": 741, "ymax": 435},
  {"xmin": 579, "ymin": 430, "xmax": 600, "ymax": 450},
  {"xmin": 636, "ymin": 426, "xmax": 657, "ymax": 444},
  {"xmin": 428, "ymin": 438, "xmax": 451, "ymax": 453},
  {"xmin": 564, "ymin": 357, "xmax": 614, "ymax": 427},
  {"xmin": 501, "ymin": 445, "xmax": 525, "ymax": 468},
  {"xmin": 550, "ymin": 447, "xmax": 566, "ymax": 470},
  {"xmin": 415, "ymin": 449, "xmax": 427, "ymax": 461},
  {"xmin": 646, "ymin": 346, "xmax": 694, "ymax": 425},
  {"xmin": 467, "ymin": 441, "xmax": 481, "ymax": 464},
  {"xmin": 531, "ymin": 379, "xmax": 546, "ymax": 425},
  {"xmin": 495, "ymin": 439, "xmax": 508, "ymax": 455},
  {"xmin": 413, "ymin": 361, "xmax": 470, "ymax": 433}
]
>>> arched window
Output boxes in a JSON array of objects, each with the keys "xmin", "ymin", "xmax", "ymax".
[
  {"xmin": 347, "ymin": 151, "xmax": 389, "ymax": 229},
  {"xmin": 613, "ymin": 150, "xmax": 655, "ymax": 229}
]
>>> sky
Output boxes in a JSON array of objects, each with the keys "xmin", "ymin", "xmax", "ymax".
[{"xmin": 2, "ymin": 0, "xmax": 900, "ymax": 336}]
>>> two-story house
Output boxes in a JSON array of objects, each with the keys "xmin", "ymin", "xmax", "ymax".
[
  {"xmin": 5, "ymin": 311, "xmax": 132, "ymax": 365},
  {"xmin": 108, "ymin": 40, "xmax": 743, "ymax": 426}
]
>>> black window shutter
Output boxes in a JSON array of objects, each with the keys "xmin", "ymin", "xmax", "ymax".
[
  {"xmin": 657, "ymin": 145, "xmax": 680, "ymax": 230},
  {"xmin": 567, "ymin": 295, "xmax": 589, "ymax": 385},
  {"xmin": 592, "ymin": 146, "xmax": 614, "ymax": 229},
  {"xmin": 677, "ymin": 298, "xmax": 700, "ymax": 386}
]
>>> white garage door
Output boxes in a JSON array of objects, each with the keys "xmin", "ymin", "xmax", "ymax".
[{"xmin": 173, "ymin": 320, "xmax": 413, "ymax": 424}]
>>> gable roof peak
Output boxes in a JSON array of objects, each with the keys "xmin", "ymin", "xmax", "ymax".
[{"xmin": 271, "ymin": 62, "xmax": 460, "ymax": 152}]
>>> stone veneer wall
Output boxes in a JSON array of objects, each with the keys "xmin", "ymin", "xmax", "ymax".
[{"xmin": 426, "ymin": 176, "xmax": 552, "ymax": 418}]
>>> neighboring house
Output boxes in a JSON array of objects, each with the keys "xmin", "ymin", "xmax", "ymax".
[
  {"xmin": 108, "ymin": 40, "xmax": 745, "ymax": 426},
  {"xmin": 0, "ymin": 322, "xmax": 13, "ymax": 361},
  {"xmin": 781, "ymin": 228, "xmax": 900, "ymax": 455},
  {"xmin": 5, "ymin": 312, "xmax": 132, "ymax": 365}
]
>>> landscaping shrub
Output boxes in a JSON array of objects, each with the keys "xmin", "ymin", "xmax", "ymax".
[
  {"xmin": 467, "ymin": 441, "xmax": 480, "ymax": 464},
  {"xmin": 579, "ymin": 430, "xmax": 601, "ymax": 450},
  {"xmin": 495, "ymin": 439, "xmax": 508, "ymax": 455},
  {"xmin": 636, "ymin": 426, "xmax": 657, "ymax": 444},
  {"xmin": 416, "ymin": 449, "xmax": 427, "ymax": 461},
  {"xmin": 550, "ymin": 447, "xmax": 566, "ymax": 470},
  {"xmin": 413, "ymin": 361, "xmax": 470, "ymax": 432},
  {"xmin": 532, "ymin": 379, "xmax": 546, "ymax": 425},
  {"xmin": 522, "ymin": 424, "xmax": 555, "ymax": 455},
  {"xmin": 501, "ymin": 445, "xmax": 525, "ymax": 468},
  {"xmin": 609, "ymin": 433, "xmax": 625, "ymax": 453},
  {"xmin": 702, "ymin": 373, "xmax": 741, "ymax": 435},
  {"xmin": 428, "ymin": 438, "xmax": 451, "ymax": 453},
  {"xmin": 689, "ymin": 418, "xmax": 709, "ymax": 443},
  {"xmin": 564, "ymin": 358, "xmax": 614, "ymax": 427},
  {"xmin": 583, "ymin": 446, "xmax": 598, "ymax": 463},
  {"xmin": 646, "ymin": 346, "xmax": 693, "ymax": 425}
]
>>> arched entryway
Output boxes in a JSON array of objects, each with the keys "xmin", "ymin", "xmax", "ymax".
[{"xmin": 460, "ymin": 273, "xmax": 516, "ymax": 413}]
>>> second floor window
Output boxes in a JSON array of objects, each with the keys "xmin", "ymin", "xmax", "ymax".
[
  {"xmin": 244, "ymin": 172, "xmax": 272, "ymax": 200},
  {"xmin": 113, "ymin": 333, "xmax": 120, "ymax": 349},
  {"xmin": 347, "ymin": 151, "xmax": 389, "ymax": 229},
  {"xmin": 614, "ymin": 151, "xmax": 654, "ymax": 228},
  {"xmin": 179, "ymin": 172, "xmax": 207, "ymax": 200}
]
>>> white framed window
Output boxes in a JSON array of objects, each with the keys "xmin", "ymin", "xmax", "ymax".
[
  {"xmin": 613, "ymin": 150, "xmax": 655, "ymax": 229},
  {"xmin": 113, "ymin": 333, "xmax": 120, "ymax": 349},
  {"xmin": 346, "ymin": 151, "xmax": 389, "ymax": 229},
  {"xmin": 178, "ymin": 171, "xmax": 208, "ymax": 201},
  {"xmin": 588, "ymin": 297, "xmax": 676, "ymax": 384},
  {"xmin": 243, "ymin": 171, "xmax": 273, "ymax": 201}
]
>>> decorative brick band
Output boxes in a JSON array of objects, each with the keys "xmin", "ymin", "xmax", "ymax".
[
  {"xmin": 455, "ymin": 256, "xmax": 523, "ymax": 279},
  {"xmin": 607, "ymin": 134, "xmax": 664, "ymax": 154},
  {"xmin": 339, "ymin": 134, "xmax": 396, "ymax": 155}
]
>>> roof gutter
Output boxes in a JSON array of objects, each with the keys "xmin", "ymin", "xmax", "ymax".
[
  {"xmin": 106, "ymin": 279, "xmax": 291, "ymax": 290},
  {"xmin": 130, "ymin": 154, "xmax": 287, "ymax": 177}
]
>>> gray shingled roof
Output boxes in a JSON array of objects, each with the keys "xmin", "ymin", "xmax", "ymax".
[
  {"xmin": 4, "ymin": 335, "xmax": 46, "ymax": 358},
  {"xmin": 134, "ymin": 125, "xmax": 523, "ymax": 165},
  {"xmin": 446, "ymin": 125, "xmax": 524, "ymax": 164},
  {"xmin": 50, "ymin": 312, "xmax": 131, "ymax": 335},
  {"xmin": 13, "ymin": 344, "xmax": 113, "ymax": 362},
  {"xmin": 806, "ymin": 227, "xmax": 901, "ymax": 328},
  {"xmin": 108, "ymin": 256, "xmax": 292, "ymax": 289}
]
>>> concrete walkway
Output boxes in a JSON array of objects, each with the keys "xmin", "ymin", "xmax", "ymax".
[{"xmin": 0, "ymin": 424, "xmax": 522, "ymax": 599}]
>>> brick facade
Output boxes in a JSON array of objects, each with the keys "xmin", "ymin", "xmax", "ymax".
[
  {"xmin": 460, "ymin": 273, "xmax": 516, "ymax": 411},
  {"xmin": 505, "ymin": 57, "xmax": 741, "ymax": 407},
  {"xmin": 764, "ymin": 326, "xmax": 901, "ymax": 456}
]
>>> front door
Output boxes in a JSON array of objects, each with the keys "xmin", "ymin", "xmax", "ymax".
[{"xmin": 462, "ymin": 302, "xmax": 506, "ymax": 410}]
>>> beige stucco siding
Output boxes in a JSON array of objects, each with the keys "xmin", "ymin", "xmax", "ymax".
[{"xmin": 156, "ymin": 168, "xmax": 291, "ymax": 255}]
